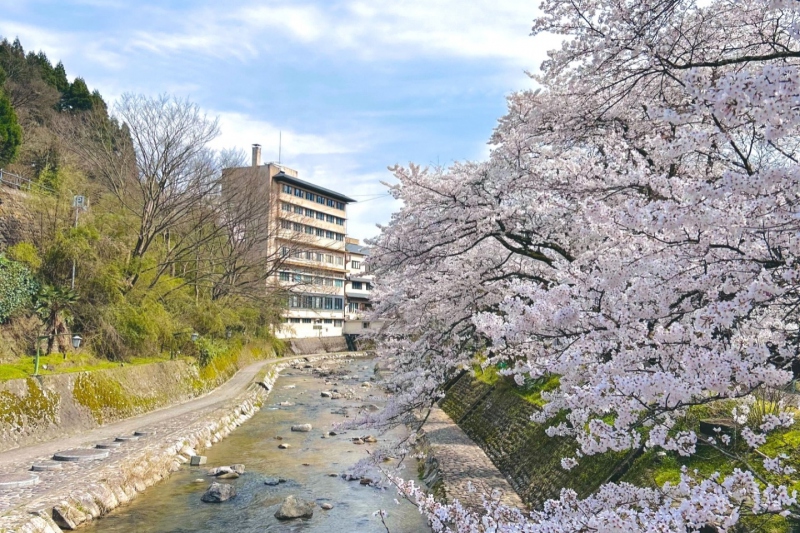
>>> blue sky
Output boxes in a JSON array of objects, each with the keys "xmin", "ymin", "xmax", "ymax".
[{"xmin": 0, "ymin": 0, "xmax": 556, "ymax": 239}]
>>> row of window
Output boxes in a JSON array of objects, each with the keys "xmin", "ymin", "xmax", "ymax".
[
  {"xmin": 281, "ymin": 203, "xmax": 345, "ymax": 226},
  {"xmin": 281, "ymin": 247, "xmax": 346, "ymax": 265},
  {"xmin": 350, "ymin": 281, "xmax": 372, "ymax": 291},
  {"xmin": 288, "ymin": 295, "xmax": 344, "ymax": 310},
  {"xmin": 281, "ymin": 184, "xmax": 346, "ymax": 211},
  {"xmin": 279, "ymin": 271, "xmax": 345, "ymax": 287},
  {"xmin": 279, "ymin": 219, "xmax": 345, "ymax": 241},
  {"xmin": 286, "ymin": 318, "xmax": 344, "ymax": 326}
]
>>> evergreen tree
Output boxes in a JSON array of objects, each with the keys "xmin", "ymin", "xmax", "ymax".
[
  {"xmin": 60, "ymin": 77, "xmax": 93, "ymax": 111},
  {"xmin": 52, "ymin": 61, "xmax": 69, "ymax": 92},
  {"xmin": 0, "ymin": 73, "xmax": 21, "ymax": 166}
]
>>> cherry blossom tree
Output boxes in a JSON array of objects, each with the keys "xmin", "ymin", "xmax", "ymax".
[{"xmin": 366, "ymin": 0, "xmax": 800, "ymax": 530}]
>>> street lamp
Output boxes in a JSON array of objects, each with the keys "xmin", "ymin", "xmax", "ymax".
[
  {"xmin": 34, "ymin": 334, "xmax": 82, "ymax": 376},
  {"xmin": 171, "ymin": 330, "xmax": 199, "ymax": 359}
]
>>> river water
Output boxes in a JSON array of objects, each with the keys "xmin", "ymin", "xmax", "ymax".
[{"xmin": 85, "ymin": 357, "xmax": 431, "ymax": 533}]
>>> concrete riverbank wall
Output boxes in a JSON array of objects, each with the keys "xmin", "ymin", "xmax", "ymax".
[
  {"xmin": 0, "ymin": 349, "xmax": 272, "ymax": 453},
  {"xmin": 439, "ymin": 373, "xmax": 634, "ymax": 508}
]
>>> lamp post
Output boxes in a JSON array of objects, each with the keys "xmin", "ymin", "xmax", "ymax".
[
  {"xmin": 171, "ymin": 331, "xmax": 199, "ymax": 359},
  {"xmin": 34, "ymin": 334, "xmax": 82, "ymax": 376}
]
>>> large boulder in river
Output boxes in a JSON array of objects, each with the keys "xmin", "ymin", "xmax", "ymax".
[
  {"xmin": 291, "ymin": 424, "xmax": 312, "ymax": 432},
  {"xmin": 275, "ymin": 495, "xmax": 315, "ymax": 519},
  {"xmin": 201, "ymin": 482, "xmax": 236, "ymax": 503}
]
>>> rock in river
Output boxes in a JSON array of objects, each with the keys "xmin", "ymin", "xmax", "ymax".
[
  {"xmin": 275, "ymin": 495, "xmax": 315, "ymax": 520},
  {"xmin": 291, "ymin": 424, "xmax": 312, "ymax": 432},
  {"xmin": 201, "ymin": 482, "xmax": 236, "ymax": 503}
]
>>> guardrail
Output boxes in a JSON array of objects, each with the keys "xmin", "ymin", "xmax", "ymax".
[{"xmin": 0, "ymin": 168, "xmax": 54, "ymax": 194}]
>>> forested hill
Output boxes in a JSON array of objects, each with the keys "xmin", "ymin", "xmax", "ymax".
[{"xmin": 0, "ymin": 37, "xmax": 108, "ymax": 173}]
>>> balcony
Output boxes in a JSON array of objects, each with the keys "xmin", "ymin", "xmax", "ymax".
[{"xmin": 345, "ymin": 287, "xmax": 371, "ymax": 299}]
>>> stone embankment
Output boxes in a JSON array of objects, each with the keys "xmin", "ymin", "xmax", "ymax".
[
  {"xmin": 0, "ymin": 353, "xmax": 361, "ymax": 532},
  {"xmin": 438, "ymin": 372, "xmax": 633, "ymax": 508},
  {"xmin": 0, "ymin": 360, "xmax": 224, "ymax": 453},
  {"xmin": 418, "ymin": 407, "xmax": 525, "ymax": 512}
]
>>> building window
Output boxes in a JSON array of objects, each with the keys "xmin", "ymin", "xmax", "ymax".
[
  {"xmin": 352, "ymin": 281, "xmax": 363, "ymax": 290},
  {"xmin": 323, "ymin": 319, "xmax": 333, "ymax": 324},
  {"xmin": 280, "ymin": 219, "xmax": 291, "ymax": 229},
  {"xmin": 290, "ymin": 318, "xmax": 301, "ymax": 324},
  {"xmin": 335, "ymin": 201, "xmax": 345, "ymax": 210},
  {"xmin": 305, "ymin": 208, "xmax": 314, "ymax": 217},
  {"xmin": 327, "ymin": 199, "xmax": 335, "ymax": 207},
  {"xmin": 334, "ymin": 279, "xmax": 343, "ymax": 287},
  {"xmin": 316, "ymin": 228, "xmax": 324, "ymax": 237},
  {"xmin": 305, "ymin": 225, "xmax": 314, "ymax": 235},
  {"xmin": 335, "ymin": 256, "xmax": 344, "ymax": 265},
  {"xmin": 334, "ymin": 319, "xmax": 343, "ymax": 327},
  {"xmin": 305, "ymin": 191, "xmax": 314, "ymax": 200},
  {"xmin": 281, "ymin": 203, "xmax": 291, "ymax": 212},
  {"xmin": 349, "ymin": 302, "xmax": 358, "ymax": 312},
  {"xmin": 294, "ymin": 205, "xmax": 303, "ymax": 214},
  {"xmin": 366, "ymin": 283, "xmax": 373, "ymax": 291},
  {"xmin": 316, "ymin": 195, "xmax": 325, "ymax": 204},
  {"xmin": 315, "ymin": 212, "xmax": 324, "ymax": 220},
  {"xmin": 302, "ymin": 318, "xmax": 312, "ymax": 324},
  {"xmin": 362, "ymin": 322, "xmax": 370, "ymax": 329},
  {"xmin": 316, "ymin": 252, "xmax": 323, "ymax": 261},
  {"xmin": 325, "ymin": 254, "xmax": 333, "ymax": 263},
  {"xmin": 282, "ymin": 184, "xmax": 292, "ymax": 194},
  {"xmin": 351, "ymin": 261, "xmax": 361, "ymax": 269},
  {"xmin": 334, "ymin": 298, "xmax": 343, "ymax": 310},
  {"xmin": 335, "ymin": 234, "xmax": 344, "ymax": 241},
  {"xmin": 294, "ymin": 188, "xmax": 304, "ymax": 197},
  {"xmin": 335, "ymin": 217, "xmax": 345, "ymax": 225},
  {"xmin": 324, "ymin": 297, "xmax": 333, "ymax": 310},
  {"xmin": 281, "ymin": 246, "xmax": 290, "ymax": 257},
  {"xmin": 279, "ymin": 272, "xmax": 290, "ymax": 281}
]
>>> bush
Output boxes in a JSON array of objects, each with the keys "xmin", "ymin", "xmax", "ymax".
[{"xmin": 0, "ymin": 254, "xmax": 37, "ymax": 322}]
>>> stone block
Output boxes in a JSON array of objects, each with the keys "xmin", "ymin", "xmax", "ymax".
[{"xmin": 190, "ymin": 455, "xmax": 207, "ymax": 466}]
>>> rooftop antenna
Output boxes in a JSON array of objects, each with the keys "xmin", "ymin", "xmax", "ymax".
[{"xmin": 278, "ymin": 131, "xmax": 282, "ymax": 165}]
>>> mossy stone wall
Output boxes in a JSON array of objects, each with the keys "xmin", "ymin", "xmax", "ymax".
[
  {"xmin": 0, "ymin": 352, "xmax": 269, "ymax": 452},
  {"xmin": 440, "ymin": 373, "xmax": 632, "ymax": 508}
]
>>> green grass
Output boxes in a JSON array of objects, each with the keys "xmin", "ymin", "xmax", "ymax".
[
  {"xmin": 0, "ymin": 352, "xmax": 170, "ymax": 381},
  {"xmin": 473, "ymin": 363, "xmax": 560, "ymax": 407}
]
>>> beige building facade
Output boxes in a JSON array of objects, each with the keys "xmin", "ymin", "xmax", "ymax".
[{"xmin": 224, "ymin": 144, "xmax": 355, "ymax": 339}]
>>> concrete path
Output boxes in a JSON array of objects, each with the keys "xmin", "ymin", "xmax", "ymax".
[
  {"xmin": 423, "ymin": 407, "xmax": 525, "ymax": 511},
  {"xmin": 0, "ymin": 352, "xmax": 351, "ymax": 514}
]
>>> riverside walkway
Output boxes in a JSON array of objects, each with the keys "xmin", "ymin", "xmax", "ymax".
[{"xmin": 422, "ymin": 407, "xmax": 525, "ymax": 511}]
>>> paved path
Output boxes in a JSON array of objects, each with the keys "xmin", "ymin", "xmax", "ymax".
[
  {"xmin": 0, "ymin": 352, "xmax": 350, "ymax": 514},
  {"xmin": 423, "ymin": 407, "xmax": 525, "ymax": 511}
]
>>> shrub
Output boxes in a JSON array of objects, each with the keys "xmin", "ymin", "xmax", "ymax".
[{"xmin": 0, "ymin": 254, "xmax": 37, "ymax": 322}]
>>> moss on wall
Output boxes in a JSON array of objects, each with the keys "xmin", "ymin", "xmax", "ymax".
[
  {"xmin": 0, "ymin": 377, "xmax": 58, "ymax": 428},
  {"xmin": 441, "ymin": 373, "xmax": 631, "ymax": 508},
  {"xmin": 72, "ymin": 372, "xmax": 161, "ymax": 424}
]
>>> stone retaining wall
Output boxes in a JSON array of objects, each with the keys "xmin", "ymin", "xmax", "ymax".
[
  {"xmin": 0, "ymin": 359, "xmax": 230, "ymax": 453},
  {"xmin": 440, "ymin": 373, "xmax": 633, "ymax": 508},
  {"xmin": 0, "ymin": 367, "xmax": 277, "ymax": 532},
  {"xmin": 0, "ymin": 187, "xmax": 35, "ymax": 249}
]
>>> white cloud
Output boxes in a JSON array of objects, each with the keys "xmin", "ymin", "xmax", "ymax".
[
  {"xmin": 210, "ymin": 111, "xmax": 361, "ymax": 160},
  {"xmin": 124, "ymin": 0, "xmax": 557, "ymax": 68}
]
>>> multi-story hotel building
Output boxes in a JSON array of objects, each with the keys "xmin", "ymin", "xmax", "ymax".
[{"xmin": 224, "ymin": 144, "xmax": 355, "ymax": 339}]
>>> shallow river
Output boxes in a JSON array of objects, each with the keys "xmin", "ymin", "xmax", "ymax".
[{"xmin": 85, "ymin": 358, "xmax": 431, "ymax": 533}]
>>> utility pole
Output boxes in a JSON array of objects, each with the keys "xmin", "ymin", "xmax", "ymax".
[{"xmin": 71, "ymin": 195, "xmax": 87, "ymax": 290}]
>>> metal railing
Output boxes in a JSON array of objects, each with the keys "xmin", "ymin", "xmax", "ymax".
[{"xmin": 0, "ymin": 168, "xmax": 54, "ymax": 194}]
